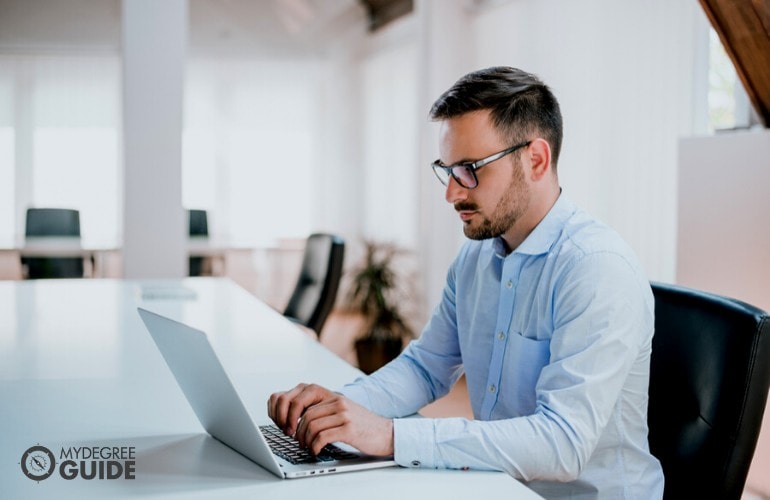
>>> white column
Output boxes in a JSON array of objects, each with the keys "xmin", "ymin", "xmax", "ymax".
[
  {"xmin": 121, "ymin": 0, "xmax": 187, "ymax": 278},
  {"xmin": 415, "ymin": 0, "xmax": 474, "ymax": 318}
]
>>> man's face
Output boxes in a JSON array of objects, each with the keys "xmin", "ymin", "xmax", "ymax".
[{"xmin": 438, "ymin": 110, "xmax": 531, "ymax": 241}]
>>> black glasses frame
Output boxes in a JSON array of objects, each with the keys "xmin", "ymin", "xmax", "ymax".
[{"xmin": 431, "ymin": 141, "xmax": 531, "ymax": 189}]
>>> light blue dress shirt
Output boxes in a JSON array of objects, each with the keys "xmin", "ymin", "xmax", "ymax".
[{"xmin": 339, "ymin": 194, "xmax": 665, "ymax": 498}]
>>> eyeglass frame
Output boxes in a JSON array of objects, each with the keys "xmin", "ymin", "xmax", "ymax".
[{"xmin": 431, "ymin": 140, "xmax": 532, "ymax": 189}]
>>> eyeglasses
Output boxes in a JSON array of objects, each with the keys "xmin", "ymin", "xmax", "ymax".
[{"xmin": 431, "ymin": 141, "xmax": 531, "ymax": 189}]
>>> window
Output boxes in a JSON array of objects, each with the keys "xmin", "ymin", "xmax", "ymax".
[
  {"xmin": 0, "ymin": 127, "xmax": 12, "ymax": 233},
  {"xmin": 707, "ymin": 28, "xmax": 753, "ymax": 132},
  {"xmin": 183, "ymin": 59, "xmax": 317, "ymax": 245},
  {"xmin": 0, "ymin": 54, "xmax": 121, "ymax": 243},
  {"xmin": 0, "ymin": 63, "xmax": 15, "ymax": 241}
]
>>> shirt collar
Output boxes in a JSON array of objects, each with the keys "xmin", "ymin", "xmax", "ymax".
[{"xmin": 492, "ymin": 190, "xmax": 576, "ymax": 258}]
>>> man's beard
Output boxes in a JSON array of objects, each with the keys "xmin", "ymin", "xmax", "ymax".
[{"xmin": 455, "ymin": 162, "xmax": 530, "ymax": 241}]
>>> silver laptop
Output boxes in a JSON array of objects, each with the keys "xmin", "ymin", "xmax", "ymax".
[{"xmin": 137, "ymin": 307, "xmax": 397, "ymax": 479}]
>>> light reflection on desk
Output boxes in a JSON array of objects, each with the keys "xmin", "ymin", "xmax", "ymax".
[{"xmin": 0, "ymin": 280, "xmax": 121, "ymax": 380}]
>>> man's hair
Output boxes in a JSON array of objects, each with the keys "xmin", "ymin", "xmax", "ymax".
[{"xmin": 429, "ymin": 66, "xmax": 563, "ymax": 169}]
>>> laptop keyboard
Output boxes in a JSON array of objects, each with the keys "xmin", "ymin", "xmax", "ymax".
[{"xmin": 259, "ymin": 425, "xmax": 360, "ymax": 465}]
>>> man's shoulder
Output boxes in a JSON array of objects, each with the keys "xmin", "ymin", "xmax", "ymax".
[
  {"xmin": 558, "ymin": 208, "xmax": 638, "ymax": 262},
  {"xmin": 549, "ymin": 208, "xmax": 652, "ymax": 299}
]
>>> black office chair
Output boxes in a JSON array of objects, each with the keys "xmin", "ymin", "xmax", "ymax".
[
  {"xmin": 22, "ymin": 208, "xmax": 85, "ymax": 279},
  {"xmin": 648, "ymin": 282, "xmax": 770, "ymax": 499},
  {"xmin": 188, "ymin": 209, "xmax": 209, "ymax": 237},
  {"xmin": 283, "ymin": 233, "xmax": 345, "ymax": 337},
  {"xmin": 188, "ymin": 209, "xmax": 209, "ymax": 276}
]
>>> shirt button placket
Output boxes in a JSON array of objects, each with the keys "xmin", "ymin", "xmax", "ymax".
[{"xmin": 483, "ymin": 269, "xmax": 515, "ymax": 419}]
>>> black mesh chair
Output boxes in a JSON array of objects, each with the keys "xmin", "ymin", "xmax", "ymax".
[
  {"xmin": 22, "ymin": 208, "xmax": 84, "ymax": 279},
  {"xmin": 649, "ymin": 282, "xmax": 770, "ymax": 499},
  {"xmin": 283, "ymin": 233, "xmax": 345, "ymax": 337},
  {"xmin": 188, "ymin": 209, "xmax": 209, "ymax": 276}
]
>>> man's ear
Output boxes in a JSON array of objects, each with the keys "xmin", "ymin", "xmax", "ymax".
[{"xmin": 526, "ymin": 138, "xmax": 552, "ymax": 181}]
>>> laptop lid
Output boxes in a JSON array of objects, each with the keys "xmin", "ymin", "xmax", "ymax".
[
  {"xmin": 138, "ymin": 307, "xmax": 284, "ymax": 477},
  {"xmin": 137, "ymin": 307, "xmax": 396, "ymax": 479}
]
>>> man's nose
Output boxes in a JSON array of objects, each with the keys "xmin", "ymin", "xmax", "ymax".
[{"xmin": 445, "ymin": 176, "xmax": 468, "ymax": 204}]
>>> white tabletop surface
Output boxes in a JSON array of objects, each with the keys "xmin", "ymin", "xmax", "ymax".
[
  {"xmin": 0, "ymin": 278, "xmax": 542, "ymax": 499},
  {"xmin": 0, "ymin": 236, "xmax": 118, "ymax": 257},
  {"xmin": 1, "ymin": 236, "xmax": 248, "ymax": 255}
]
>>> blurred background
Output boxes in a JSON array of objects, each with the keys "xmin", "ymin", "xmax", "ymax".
[
  {"xmin": 0, "ymin": 0, "xmax": 764, "ymax": 306},
  {"xmin": 0, "ymin": 0, "xmax": 768, "ymax": 495}
]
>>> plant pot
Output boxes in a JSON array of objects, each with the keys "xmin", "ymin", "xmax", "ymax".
[{"xmin": 354, "ymin": 336, "xmax": 403, "ymax": 375}]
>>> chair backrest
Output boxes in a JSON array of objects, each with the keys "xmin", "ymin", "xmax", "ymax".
[
  {"xmin": 25, "ymin": 208, "xmax": 80, "ymax": 237},
  {"xmin": 283, "ymin": 233, "xmax": 345, "ymax": 336},
  {"xmin": 22, "ymin": 208, "xmax": 84, "ymax": 279},
  {"xmin": 187, "ymin": 210, "xmax": 209, "ymax": 276},
  {"xmin": 188, "ymin": 209, "xmax": 209, "ymax": 237},
  {"xmin": 649, "ymin": 282, "xmax": 770, "ymax": 499}
]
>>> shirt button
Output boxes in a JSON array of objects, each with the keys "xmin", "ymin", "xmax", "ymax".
[
  {"xmin": 497, "ymin": 331, "xmax": 505, "ymax": 341},
  {"xmin": 506, "ymin": 280, "xmax": 513, "ymax": 289},
  {"xmin": 489, "ymin": 384, "xmax": 497, "ymax": 393},
  {"xmin": 411, "ymin": 460, "xmax": 421, "ymax": 467}
]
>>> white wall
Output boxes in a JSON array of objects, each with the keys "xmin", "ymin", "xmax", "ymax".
[
  {"xmin": 677, "ymin": 129, "xmax": 770, "ymax": 311},
  {"xmin": 470, "ymin": 0, "xmax": 703, "ymax": 282}
]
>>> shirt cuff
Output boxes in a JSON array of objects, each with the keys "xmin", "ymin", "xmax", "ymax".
[{"xmin": 393, "ymin": 418, "xmax": 437, "ymax": 469}]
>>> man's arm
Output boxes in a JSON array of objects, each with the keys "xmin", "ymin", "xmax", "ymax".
[
  {"xmin": 267, "ymin": 258, "xmax": 466, "ymax": 454},
  {"xmin": 391, "ymin": 252, "xmax": 654, "ymax": 482},
  {"xmin": 338, "ymin": 260, "xmax": 465, "ymax": 416},
  {"xmin": 267, "ymin": 290, "xmax": 465, "ymax": 455}
]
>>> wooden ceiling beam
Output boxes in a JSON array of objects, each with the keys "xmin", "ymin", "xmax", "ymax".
[{"xmin": 699, "ymin": 0, "xmax": 770, "ymax": 126}]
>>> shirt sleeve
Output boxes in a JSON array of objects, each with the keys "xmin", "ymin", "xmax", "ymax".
[
  {"xmin": 391, "ymin": 251, "xmax": 654, "ymax": 482},
  {"xmin": 338, "ymin": 254, "xmax": 465, "ymax": 418}
]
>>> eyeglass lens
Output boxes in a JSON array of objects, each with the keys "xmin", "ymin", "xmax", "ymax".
[
  {"xmin": 434, "ymin": 164, "xmax": 476, "ymax": 188},
  {"xmin": 452, "ymin": 165, "xmax": 476, "ymax": 188}
]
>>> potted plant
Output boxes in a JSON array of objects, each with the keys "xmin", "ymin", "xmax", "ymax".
[{"xmin": 346, "ymin": 241, "xmax": 414, "ymax": 374}]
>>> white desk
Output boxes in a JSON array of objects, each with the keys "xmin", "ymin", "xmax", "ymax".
[
  {"xmin": 0, "ymin": 236, "xmax": 120, "ymax": 279},
  {"xmin": 0, "ymin": 237, "xmax": 257, "ymax": 279},
  {"xmin": 0, "ymin": 278, "xmax": 541, "ymax": 499}
]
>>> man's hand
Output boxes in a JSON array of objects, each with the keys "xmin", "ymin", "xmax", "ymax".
[{"xmin": 267, "ymin": 383, "xmax": 394, "ymax": 457}]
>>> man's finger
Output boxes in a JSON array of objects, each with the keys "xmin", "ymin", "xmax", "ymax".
[
  {"xmin": 269, "ymin": 384, "xmax": 306, "ymax": 429},
  {"xmin": 301, "ymin": 413, "xmax": 346, "ymax": 454},
  {"xmin": 284, "ymin": 384, "xmax": 330, "ymax": 436},
  {"xmin": 295, "ymin": 401, "xmax": 341, "ymax": 447}
]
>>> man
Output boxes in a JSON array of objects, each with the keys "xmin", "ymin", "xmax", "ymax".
[{"xmin": 268, "ymin": 67, "xmax": 664, "ymax": 498}]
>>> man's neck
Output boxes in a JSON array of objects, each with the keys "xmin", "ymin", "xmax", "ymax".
[{"xmin": 500, "ymin": 187, "xmax": 561, "ymax": 254}]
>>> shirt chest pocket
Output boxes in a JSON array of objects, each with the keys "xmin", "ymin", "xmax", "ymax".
[{"xmin": 499, "ymin": 332, "xmax": 550, "ymax": 416}]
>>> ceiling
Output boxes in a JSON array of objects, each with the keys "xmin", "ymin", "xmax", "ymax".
[
  {"xmin": 188, "ymin": 0, "xmax": 366, "ymax": 56},
  {"xmin": 0, "ymin": 0, "xmax": 371, "ymax": 57}
]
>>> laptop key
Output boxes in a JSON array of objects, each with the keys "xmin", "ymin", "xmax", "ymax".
[{"xmin": 259, "ymin": 424, "xmax": 361, "ymax": 464}]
